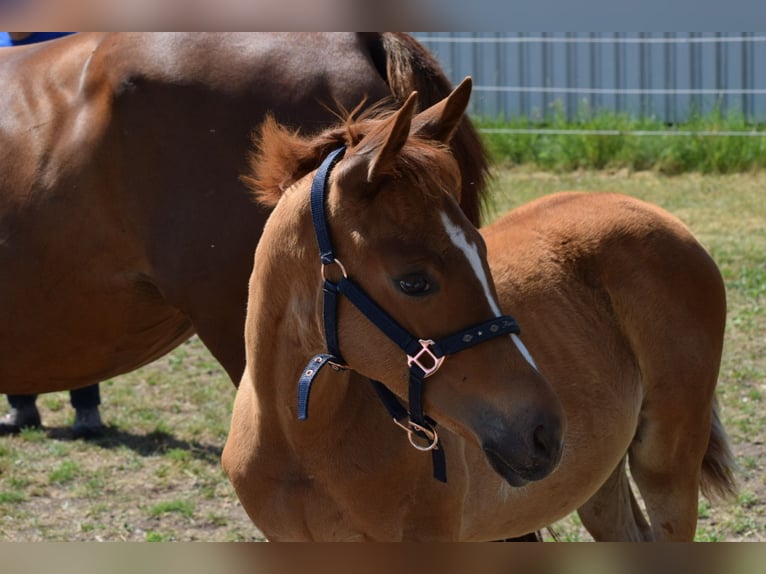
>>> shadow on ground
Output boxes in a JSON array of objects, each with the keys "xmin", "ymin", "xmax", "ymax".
[{"xmin": 41, "ymin": 425, "xmax": 223, "ymax": 464}]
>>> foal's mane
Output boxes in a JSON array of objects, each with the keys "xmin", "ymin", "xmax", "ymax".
[{"xmin": 243, "ymin": 101, "xmax": 458, "ymax": 208}]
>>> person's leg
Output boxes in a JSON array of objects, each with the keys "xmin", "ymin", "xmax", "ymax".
[
  {"xmin": 70, "ymin": 385, "xmax": 104, "ymax": 438},
  {"xmin": 69, "ymin": 385, "xmax": 101, "ymax": 410},
  {"xmin": 7, "ymin": 394, "xmax": 39, "ymax": 410},
  {"xmin": 0, "ymin": 394, "xmax": 42, "ymax": 433}
]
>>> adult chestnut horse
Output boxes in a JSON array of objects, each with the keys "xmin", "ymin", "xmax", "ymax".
[
  {"xmin": 223, "ymin": 79, "xmax": 566, "ymax": 541},
  {"xmin": 224, "ymin": 82, "xmax": 735, "ymax": 540},
  {"xmin": 0, "ymin": 32, "xmax": 488, "ymax": 394}
]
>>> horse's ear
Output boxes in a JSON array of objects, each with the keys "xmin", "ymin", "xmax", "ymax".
[
  {"xmin": 411, "ymin": 76, "xmax": 472, "ymax": 144},
  {"xmin": 366, "ymin": 91, "xmax": 418, "ymax": 182},
  {"xmin": 335, "ymin": 91, "xmax": 418, "ymax": 189}
]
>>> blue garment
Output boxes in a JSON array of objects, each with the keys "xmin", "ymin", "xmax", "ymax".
[{"xmin": 0, "ymin": 32, "xmax": 74, "ymax": 47}]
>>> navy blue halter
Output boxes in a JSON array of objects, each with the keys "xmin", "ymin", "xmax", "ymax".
[{"xmin": 297, "ymin": 146, "xmax": 522, "ymax": 483}]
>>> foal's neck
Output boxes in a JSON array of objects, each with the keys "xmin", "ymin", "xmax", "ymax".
[{"xmin": 245, "ymin": 183, "xmax": 371, "ymax": 437}]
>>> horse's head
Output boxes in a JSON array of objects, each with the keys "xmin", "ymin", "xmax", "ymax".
[{"xmin": 249, "ymin": 78, "xmax": 564, "ymax": 486}]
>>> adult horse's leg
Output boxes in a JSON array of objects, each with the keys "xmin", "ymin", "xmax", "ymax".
[{"xmin": 577, "ymin": 456, "xmax": 652, "ymax": 541}]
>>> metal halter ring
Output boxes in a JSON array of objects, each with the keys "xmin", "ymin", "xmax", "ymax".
[
  {"xmin": 407, "ymin": 339, "xmax": 445, "ymax": 378},
  {"xmin": 393, "ymin": 418, "xmax": 440, "ymax": 452},
  {"xmin": 321, "ymin": 258, "xmax": 348, "ymax": 282}
]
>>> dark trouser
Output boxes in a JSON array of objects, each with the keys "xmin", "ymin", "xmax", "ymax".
[{"xmin": 7, "ymin": 384, "xmax": 101, "ymax": 410}]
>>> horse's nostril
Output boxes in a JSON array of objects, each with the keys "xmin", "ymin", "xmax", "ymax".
[
  {"xmin": 534, "ymin": 424, "xmax": 548, "ymax": 450},
  {"xmin": 533, "ymin": 423, "xmax": 560, "ymax": 465}
]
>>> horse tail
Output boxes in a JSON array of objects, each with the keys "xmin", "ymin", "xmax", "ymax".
[
  {"xmin": 700, "ymin": 398, "xmax": 738, "ymax": 502},
  {"xmin": 362, "ymin": 32, "xmax": 491, "ymax": 226}
]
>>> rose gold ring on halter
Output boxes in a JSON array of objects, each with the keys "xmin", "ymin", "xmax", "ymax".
[
  {"xmin": 321, "ymin": 258, "xmax": 348, "ymax": 282},
  {"xmin": 407, "ymin": 339, "xmax": 445, "ymax": 378},
  {"xmin": 393, "ymin": 418, "xmax": 440, "ymax": 452}
]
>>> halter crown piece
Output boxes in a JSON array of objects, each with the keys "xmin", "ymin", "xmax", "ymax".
[{"xmin": 297, "ymin": 146, "xmax": 522, "ymax": 483}]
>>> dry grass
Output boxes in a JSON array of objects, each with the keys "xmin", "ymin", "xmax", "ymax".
[
  {"xmin": 0, "ymin": 339, "xmax": 257, "ymax": 541},
  {"xmin": 0, "ymin": 168, "xmax": 763, "ymax": 541}
]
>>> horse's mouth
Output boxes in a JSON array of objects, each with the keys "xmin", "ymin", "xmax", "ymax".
[{"xmin": 482, "ymin": 446, "xmax": 532, "ymax": 487}]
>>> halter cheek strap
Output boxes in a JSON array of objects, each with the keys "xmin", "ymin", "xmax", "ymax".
[{"xmin": 297, "ymin": 146, "xmax": 522, "ymax": 484}]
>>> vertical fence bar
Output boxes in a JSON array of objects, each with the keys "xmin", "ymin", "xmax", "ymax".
[
  {"xmin": 590, "ymin": 33, "xmax": 599, "ymax": 113},
  {"xmin": 519, "ymin": 33, "xmax": 528, "ymax": 120},
  {"xmin": 716, "ymin": 33, "xmax": 725, "ymax": 115},
  {"xmin": 614, "ymin": 33, "xmax": 623, "ymax": 115},
  {"xmin": 410, "ymin": 33, "xmax": 765, "ymax": 124}
]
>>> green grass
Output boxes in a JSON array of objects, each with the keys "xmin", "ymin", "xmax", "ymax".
[
  {"xmin": 145, "ymin": 530, "xmax": 172, "ymax": 542},
  {"xmin": 48, "ymin": 461, "xmax": 80, "ymax": 484},
  {"xmin": 478, "ymin": 105, "xmax": 766, "ymax": 174},
  {"xmin": 165, "ymin": 448, "xmax": 192, "ymax": 463},
  {"xmin": 148, "ymin": 500, "xmax": 195, "ymax": 519},
  {"xmin": 0, "ymin": 491, "xmax": 26, "ymax": 504}
]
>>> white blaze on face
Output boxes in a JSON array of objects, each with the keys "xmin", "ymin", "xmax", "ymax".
[{"xmin": 439, "ymin": 212, "xmax": 539, "ymax": 371}]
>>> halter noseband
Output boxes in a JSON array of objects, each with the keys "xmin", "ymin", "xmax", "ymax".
[{"xmin": 297, "ymin": 146, "xmax": 522, "ymax": 483}]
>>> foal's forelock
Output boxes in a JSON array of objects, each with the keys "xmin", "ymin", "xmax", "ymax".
[
  {"xmin": 244, "ymin": 111, "xmax": 462, "ymax": 209},
  {"xmin": 391, "ymin": 143, "xmax": 462, "ymax": 203}
]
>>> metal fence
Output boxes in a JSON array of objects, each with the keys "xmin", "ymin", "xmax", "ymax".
[{"xmin": 412, "ymin": 33, "xmax": 766, "ymax": 124}]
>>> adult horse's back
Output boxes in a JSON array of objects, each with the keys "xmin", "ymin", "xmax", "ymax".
[{"xmin": 0, "ymin": 32, "xmax": 488, "ymax": 393}]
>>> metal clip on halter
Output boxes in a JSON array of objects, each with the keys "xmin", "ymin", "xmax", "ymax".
[{"xmin": 392, "ymin": 418, "xmax": 440, "ymax": 451}]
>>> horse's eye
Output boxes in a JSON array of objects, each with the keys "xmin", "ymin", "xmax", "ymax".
[{"xmin": 398, "ymin": 275, "xmax": 431, "ymax": 296}]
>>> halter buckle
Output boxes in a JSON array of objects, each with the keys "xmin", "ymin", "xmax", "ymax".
[
  {"xmin": 393, "ymin": 418, "xmax": 440, "ymax": 452},
  {"xmin": 407, "ymin": 339, "xmax": 445, "ymax": 378}
]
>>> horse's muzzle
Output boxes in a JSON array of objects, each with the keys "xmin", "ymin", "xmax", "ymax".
[{"xmin": 481, "ymin": 414, "xmax": 564, "ymax": 486}]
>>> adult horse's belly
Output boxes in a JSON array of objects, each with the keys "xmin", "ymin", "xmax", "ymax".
[{"xmin": 0, "ymin": 247, "xmax": 193, "ymax": 393}]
